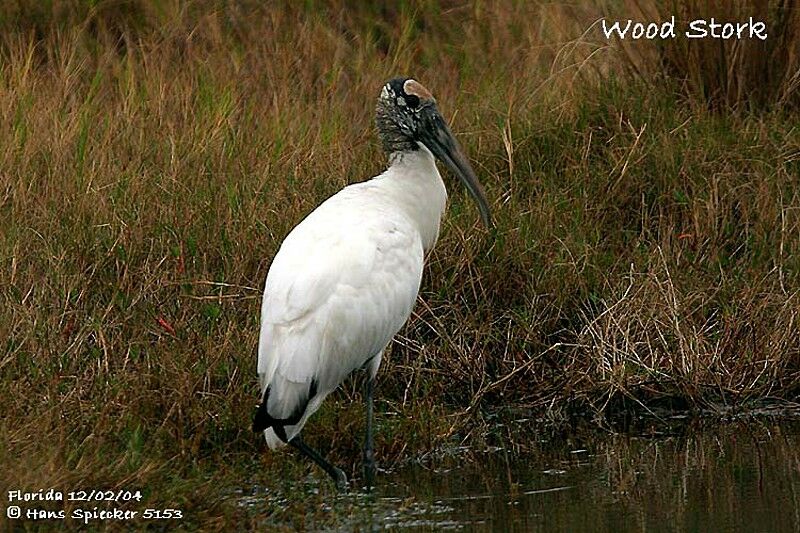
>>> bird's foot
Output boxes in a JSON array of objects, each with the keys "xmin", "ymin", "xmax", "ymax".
[{"xmin": 332, "ymin": 466, "xmax": 348, "ymax": 492}]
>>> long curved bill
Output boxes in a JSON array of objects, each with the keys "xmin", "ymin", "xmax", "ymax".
[{"xmin": 419, "ymin": 111, "xmax": 493, "ymax": 229}]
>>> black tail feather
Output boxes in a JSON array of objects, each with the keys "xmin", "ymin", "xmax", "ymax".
[{"xmin": 252, "ymin": 380, "xmax": 318, "ymax": 442}]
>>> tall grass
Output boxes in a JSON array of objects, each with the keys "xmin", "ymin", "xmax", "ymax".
[
  {"xmin": 1, "ymin": 0, "xmax": 799, "ymax": 527},
  {"xmin": 613, "ymin": 0, "xmax": 800, "ymax": 109}
]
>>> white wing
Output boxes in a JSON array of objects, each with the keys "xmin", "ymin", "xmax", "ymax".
[{"xmin": 256, "ymin": 183, "xmax": 424, "ymax": 445}]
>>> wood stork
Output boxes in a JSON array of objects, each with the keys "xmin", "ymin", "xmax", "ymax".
[{"xmin": 252, "ymin": 78, "xmax": 492, "ymax": 490}]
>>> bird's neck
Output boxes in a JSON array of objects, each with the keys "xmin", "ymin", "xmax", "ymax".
[{"xmin": 379, "ymin": 147, "xmax": 448, "ymax": 252}]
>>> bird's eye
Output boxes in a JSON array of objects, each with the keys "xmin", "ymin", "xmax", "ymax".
[{"xmin": 405, "ymin": 94, "xmax": 420, "ymax": 109}]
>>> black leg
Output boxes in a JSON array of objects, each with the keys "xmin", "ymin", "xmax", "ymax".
[
  {"xmin": 363, "ymin": 375, "xmax": 376, "ymax": 490},
  {"xmin": 289, "ymin": 436, "xmax": 348, "ymax": 491}
]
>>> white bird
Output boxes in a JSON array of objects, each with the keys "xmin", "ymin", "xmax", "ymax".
[{"xmin": 252, "ymin": 77, "xmax": 492, "ymax": 489}]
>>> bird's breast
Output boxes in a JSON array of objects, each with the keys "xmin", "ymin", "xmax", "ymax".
[{"xmin": 371, "ymin": 150, "xmax": 448, "ymax": 253}]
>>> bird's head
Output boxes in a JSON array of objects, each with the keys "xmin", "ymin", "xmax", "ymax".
[{"xmin": 376, "ymin": 77, "xmax": 493, "ymax": 229}]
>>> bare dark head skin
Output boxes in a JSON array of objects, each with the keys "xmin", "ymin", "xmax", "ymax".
[{"xmin": 376, "ymin": 77, "xmax": 493, "ymax": 229}]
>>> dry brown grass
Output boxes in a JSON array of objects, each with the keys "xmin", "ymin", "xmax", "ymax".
[
  {"xmin": 1, "ymin": 0, "xmax": 799, "ymax": 527},
  {"xmin": 610, "ymin": 0, "xmax": 800, "ymax": 109}
]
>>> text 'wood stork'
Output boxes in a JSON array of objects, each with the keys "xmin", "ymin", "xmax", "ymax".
[{"xmin": 252, "ymin": 78, "xmax": 493, "ymax": 490}]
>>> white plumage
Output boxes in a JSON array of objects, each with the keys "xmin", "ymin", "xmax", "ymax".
[
  {"xmin": 252, "ymin": 77, "xmax": 491, "ymax": 489},
  {"xmin": 257, "ymin": 148, "xmax": 446, "ymax": 448}
]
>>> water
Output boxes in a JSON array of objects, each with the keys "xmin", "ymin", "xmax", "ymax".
[{"xmin": 241, "ymin": 416, "xmax": 800, "ymax": 531}]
